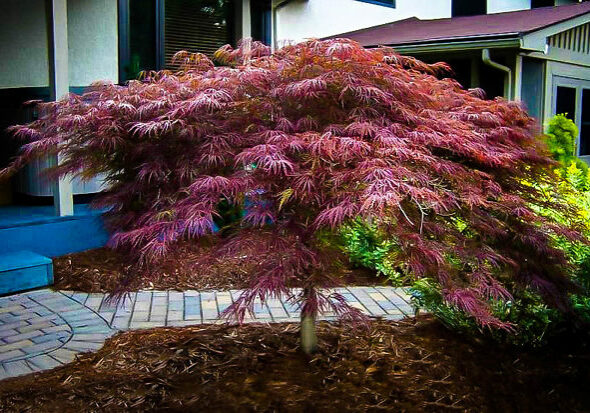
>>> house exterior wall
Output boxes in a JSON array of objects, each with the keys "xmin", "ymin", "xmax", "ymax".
[
  {"xmin": 67, "ymin": 0, "xmax": 119, "ymax": 86},
  {"xmin": 274, "ymin": 0, "xmax": 451, "ymax": 46},
  {"xmin": 487, "ymin": 0, "xmax": 531, "ymax": 14},
  {"xmin": 0, "ymin": 0, "xmax": 49, "ymax": 88},
  {"xmin": 0, "ymin": 0, "xmax": 118, "ymax": 90},
  {"xmin": 274, "ymin": 0, "xmax": 583, "ymax": 47},
  {"xmin": 487, "ymin": 0, "xmax": 577, "ymax": 14}
]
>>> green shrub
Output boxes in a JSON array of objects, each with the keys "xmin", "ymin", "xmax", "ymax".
[
  {"xmin": 545, "ymin": 114, "xmax": 589, "ymax": 189},
  {"xmin": 339, "ymin": 220, "xmax": 405, "ymax": 285},
  {"xmin": 408, "ymin": 117, "xmax": 590, "ymax": 346},
  {"xmin": 410, "ymin": 278, "xmax": 562, "ymax": 346},
  {"xmin": 547, "ymin": 162, "xmax": 590, "ymax": 325},
  {"xmin": 339, "ymin": 117, "xmax": 590, "ymax": 346}
]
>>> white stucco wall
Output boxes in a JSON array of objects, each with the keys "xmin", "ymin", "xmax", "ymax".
[
  {"xmin": 487, "ymin": 0, "xmax": 530, "ymax": 14},
  {"xmin": 275, "ymin": 0, "xmax": 451, "ymax": 46},
  {"xmin": 485, "ymin": 0, "xmax": 579, "ymax": 14},
  {"xmin": 67, "ymin": 0, "xmax": 119, "ymax": 86},
  {"xmin": 0, "ymin": 0, "xmax": 50, "ymax": 89},
  {"xmin": 0, "ymin": 0, "xmax": 118, "ymax": 89}
]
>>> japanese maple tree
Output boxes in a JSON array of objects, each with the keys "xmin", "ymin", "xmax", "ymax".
[{"xmin": 2, "ymin": 39, "xmax": 585, "ymax": 352}]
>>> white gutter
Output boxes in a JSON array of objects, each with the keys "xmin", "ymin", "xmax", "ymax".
[{"xmin": 482, "ymin": 48, "xmax": 512, "ymax": 99}]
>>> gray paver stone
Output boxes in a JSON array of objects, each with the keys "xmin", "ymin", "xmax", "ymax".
[
  {"xmin": 31, "ymin": 331, "xmax": 70, "ymax": 344},
  {"xmin": 41, "ymin": 324, "xmax": 71, "ymax": 334},
  {"xmin": 28, "ymin": 354, "xmax": 63, "ymax": 370},
  {"xmin": 17, "ymin": 322, "xmax": 53, "ymax": 334},
  {"xmin": 64, "ymin": 340, "xmax": 104, "ymax": 352},
  {"xmin": 3, "ymin": 360, "xmax": 33, "ymax": 377},
  {"xmin": 0, "ymin": 349, "xmax": 25, "ymax": 362},
  {"xmin": 3, "ymin": 330, "xmax": 45, "ymax": 343},
  {"xmin": 22, "ymin": 340, "xmax": 63, "ymax": 355},
  {"xmin": 71, "ymin": 332, "xmax": 114, "ymax": 342},
  {"xmin": 50, "ymin": 348, "xmax": 79, "ymax": 364}
]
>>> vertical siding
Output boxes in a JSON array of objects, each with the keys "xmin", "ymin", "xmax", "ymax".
[{"xmin": 548, "ymin": 23, "xmax": 590, "ymax": 55}]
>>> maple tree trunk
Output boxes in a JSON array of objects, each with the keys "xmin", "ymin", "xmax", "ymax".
[
  {"xmin": 300, "ymin": 314, "xmax": 318, "ymax": 354},
  {"xmin": 300, "ymin": 286, "xmax": 318, "ymax": 354}
]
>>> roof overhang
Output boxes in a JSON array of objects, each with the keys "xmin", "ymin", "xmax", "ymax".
[
  {"xmin": 272, "ymin": 0, "xmax": 306, "ymax": 8},
  {"xmin": 382, "ymin": 36, "xmax": 521, "ymax": 55},
  {"xmin": 330, "ymin": 6, "xmax": 590, "ymax": 56},
  {"xmin": 521, "ymin": 12, "xmax": 590, "ymax": 51}
]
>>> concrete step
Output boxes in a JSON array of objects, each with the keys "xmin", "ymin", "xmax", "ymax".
[{"xmin": 0, "ymin": 251, "xmax": 53, "ymax": 295}]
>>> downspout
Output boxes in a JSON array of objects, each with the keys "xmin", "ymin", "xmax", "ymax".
[{"xmin": 482, "ymin": 48, "xmax": 512, "ymax": 100}]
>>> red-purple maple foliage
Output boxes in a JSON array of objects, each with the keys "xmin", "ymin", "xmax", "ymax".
[{"xmin": 2, "ymin": 39, "xmax": 585, "ymax": 328}]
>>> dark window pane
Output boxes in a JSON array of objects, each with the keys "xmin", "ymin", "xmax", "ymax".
[
  {"xmin": 251, "ymin": 0, "xmax": 272, "ymax": 46},
  {"xmin": 556, "ymin": 86, "xmax": 576, "ymax": 122},
  {"xmin": 128, "ymin": 0, "xmax": 157, "ymax": 80},
  {"xmin": 479, "ymin": 57, "xmax": 506, "ymax": 99},
  {"xmin": 581, "ymin": 89, "xmax": 590, "ymax": 155},
  {"xmin": 164, "ymin": 0, "xmax": 234, "ymax": 69},
  {"xmin": 521, "ymin": 57, "xmax": 544, "ymax": 120},
  {"xmin": 444, "ymin": 58, "xmax": 471, "ymax": 91},
  {"xmin": 452, "ymin": 0, "xmax": 486, "ymax": 17},
  {"xmin": 531, "ymin": 0, "xmax": 554, "ymax": 8}
]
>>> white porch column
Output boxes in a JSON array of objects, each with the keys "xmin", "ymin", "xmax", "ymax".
[
  {"xmin": 514, "ymin": 54, "xmax": 523, "ymax": 102},
  {"xmin": 48, "ymin": 0, "xmax": 74, "ymax": 216},
  {"xmin": 241, "ymin": 0, "xmax": 252, "ymax": 39}
]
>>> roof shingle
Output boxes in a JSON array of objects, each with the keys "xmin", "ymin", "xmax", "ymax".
[{"xmin": 329, "ymin": 3, "xmax": 590, "ymax": 47}]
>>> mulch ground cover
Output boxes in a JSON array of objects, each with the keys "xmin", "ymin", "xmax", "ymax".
[
  {"xmin": 1, "ymin": 316, "xmax": 589, "ymax": 412},
  {"xmin": 52, "ymin": 245, "xmax": 380, "ymax": 293}
]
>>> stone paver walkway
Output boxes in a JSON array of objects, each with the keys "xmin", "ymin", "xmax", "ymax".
[{"xmin": 0, "ymin": 286, "xmax": 413, "ymax": 380}]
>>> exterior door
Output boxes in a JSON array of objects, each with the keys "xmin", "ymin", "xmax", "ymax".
[{"xmin": 552, "ymin": 76, "xmax": 590, "ymax": 163}]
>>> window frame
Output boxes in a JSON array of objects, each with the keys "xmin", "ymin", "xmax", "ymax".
[
  {"xmin": 451, "ymin": 0, "xmax": 486, "ymax": 17},
  {"xmin": 354, "ymin": 0, "xmax": 395, "ymax": 9},
  {"xmin": 552, "ymin": 76, "xmax": 590, "ymax": 159}
]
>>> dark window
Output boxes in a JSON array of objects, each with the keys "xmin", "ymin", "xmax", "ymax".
[
  {"xmin": 119, "ymin": 0, "xmax": 236, "ymax": 81},
  {"xmin": 581, "ymin": 89, "xmax": 590, "ymax": 155},
  {"xmin": 521, "ymin": 57, "xmax": 544, "ymax": 120},
  {"xmin": 531, "ymin": 0, "xmax": 555, "ymax": 8},
  {"xmin": 119, "ymin": 0, "xmax": 158, "ymax": 83},
  {"xmin": 355, "ymin": 0, "xmax": 395, "ymax": 8},
  {"xmin": 164, "ymin": 0, "xmax": 234, "ymax": 69},
  {"xmin": 452, "ymin": 0, "xmax": 486, "ymax": 17},
  {"xmin": 556, "ymin": 86, "xmax": 577, "ymax": 122},
  {"xmin": 444, "ymin": 58, "xmax": 472, "ymax": 91},
  {"xmin": 252, "ymin": 0, "xmax": 272, "ymax": 46},
  {"xmin": 479, "ymin": 57, "xmax": 506, "ymax": 99},
  {"xmin": 128, "ymin": 0, "xmax": 157, "ymax": 80}
]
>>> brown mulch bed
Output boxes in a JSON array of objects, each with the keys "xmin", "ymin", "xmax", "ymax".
[
  {"xmin": 1, "ymin": 317, "xmax": 589, "ymax": 412},
  {"xmin": 52, "ymin": 245, "xmax": 381, "ymax": 293}
]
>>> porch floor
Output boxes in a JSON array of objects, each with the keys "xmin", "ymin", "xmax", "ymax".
[
  {"xmin": 0, "ymin": 204, "xmax": 97, "ymax": 229},
  {"xmin": 0, "ymin": 204, "xmax": 109, "ymax": 257}
]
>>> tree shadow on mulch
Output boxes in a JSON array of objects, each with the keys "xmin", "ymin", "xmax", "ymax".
[
  {"xmin": 52, "ymin": 244, "xmax": 382, "ymax": 293},
  {"xmin": 0, "ymin": 316, "xmax": 589, "ymax": 412}
]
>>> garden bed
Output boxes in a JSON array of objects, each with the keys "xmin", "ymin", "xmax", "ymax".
[
  {"xmin": 1, "ymin": 317, "xmax": 589, "ymax": 412},
  {"xmin": 52, "ymin": 244, "xmax": 382, "ymax": 293}
]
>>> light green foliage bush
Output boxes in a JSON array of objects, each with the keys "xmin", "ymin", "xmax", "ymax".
[
  {"xmin": 340, "ymin": 115, "xmax": 590, "ymax": 345},
  {"xmin": 409, "ymin": 278, "xmax": 560, "ymax": 346},
  {"xmin": 412, "ymin": 116, "xmax": 590, "ymax": 346},
  {"xmin": 339, "ymin": 219, "xmax": 404, "ymax": 285},
  {"xmin": 540, "ymin": 162, "xmax": 590, "ymax": 325},
  {"xmin": 545, "ymin": 114, "xmax": 589, "ymax": 189}
]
